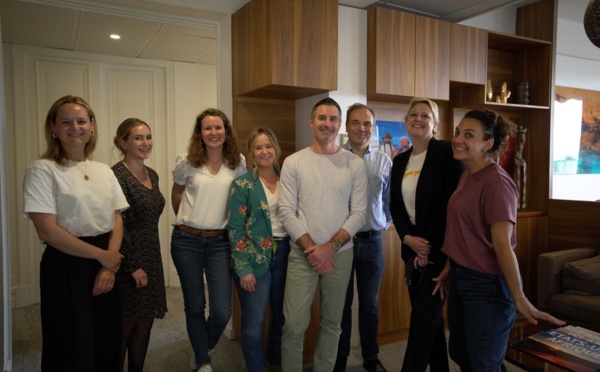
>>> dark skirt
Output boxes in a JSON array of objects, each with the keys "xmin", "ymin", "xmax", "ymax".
[{"xmin": 40, "ymin": 232, "xmax": 122, "ymax": 372}]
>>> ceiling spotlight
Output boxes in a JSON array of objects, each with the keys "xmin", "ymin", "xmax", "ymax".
[{"xmin": 110, "ymin": 34, "xmax": 121, "ymax": 40}]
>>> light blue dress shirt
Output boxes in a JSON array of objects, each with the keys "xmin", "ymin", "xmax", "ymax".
[{"xmin": 342, "ymin": 143, "xmax": 392, "ymax": 232}]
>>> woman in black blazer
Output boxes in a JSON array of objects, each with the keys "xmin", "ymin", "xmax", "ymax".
[{"xmin": 390, "ymin": 97, "xmax": 464, "ymax": 372}]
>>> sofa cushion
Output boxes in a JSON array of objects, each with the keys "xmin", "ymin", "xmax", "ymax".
[
  {"xmin": 549, "ymin": 293, "xmax": 600, "ymax": 326},
  {"xmin": 562, "ymin": 255, "xmax": 600, "ymax": 295}
]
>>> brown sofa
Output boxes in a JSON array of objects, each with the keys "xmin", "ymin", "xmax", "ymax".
[{"xmin": 537, "ymin": 247, "xmax": 600, "ymax": 326}]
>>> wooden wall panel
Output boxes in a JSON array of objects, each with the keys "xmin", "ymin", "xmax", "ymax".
[
  {"xmin": 548, "ymin": 200, "xmax": 600, "ymax": 251},
  {"xmin": 515, "ymin": 212, "xmax": 548, "ymax": 303},
  {"xmin": 232, "ymin": 0, "xmax": 337, "ymax": 99},
  {"xmin": 516, "ymin": 0, "xmax": 557, "ymax": 43},
  {"xmin": 450, "ymin": 24, "xmax": 487, "ymax": 85},
  {"xmin": 378, "ymin": 225, "xmax": 411, "ymax": 344},
  {"xmin": 233, "ymin": 96, "xmax": 296, "ymax": 165},
  {"xmin": 415, "ymin": 16, "xmax": 450, "ymax": 100},
  {"xmin": 291, "ymin": 0, "xmax": 337, "ymax": 91},
  {"xmin": 367, "ymin": 8, "xmax": 415, "ymax": 100}
]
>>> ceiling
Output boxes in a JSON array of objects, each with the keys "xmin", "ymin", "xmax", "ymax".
[{"xmin": 0, "ymin": 0, "xmax": 582, "ymax": 65}]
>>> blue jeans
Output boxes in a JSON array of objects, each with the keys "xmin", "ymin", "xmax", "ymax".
[
  {"xmin": 338, "ymin": 233, "xmax": 383, "ymax": 361},
  {"xmin": 234, "ymin": 270, "xmax": 271, "ymax": 372},
  {"xmin": 447, "ymin": 262, "xmax": 516, "ymax": 372},
  {"xmin": 170, "ymin": 229, "xmax": 232, "ymax": 366},
  {"xmin": 265, "ymin": 238, "xmax": 290, "ymax": 365}
]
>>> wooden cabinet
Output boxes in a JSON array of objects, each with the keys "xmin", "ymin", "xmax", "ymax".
[
  {"xmin": 450, "ymin": 23, "xmax": 487, "ymax": 85},
  {"xmin": 232, "ymin": 0, "xmax": 338, "ymax": 99},
  {"xmin": 515, "ymin": 211, "xmax": 548, "ymax": 304},
  {"xmin": 367, "ymin": 7, "xmax": 450, "ymax": 102}
]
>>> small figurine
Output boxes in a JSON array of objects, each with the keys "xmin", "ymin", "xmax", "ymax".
[
  {"xmin": 499, "ymin": 82, "xmax": 511, "ymax": 103},
  {"xmin": 487, "ymin": 80, "xmax": 494, "ymax": 101}
]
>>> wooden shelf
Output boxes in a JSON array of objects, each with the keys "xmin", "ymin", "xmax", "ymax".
[{"xmin": 488, "ymin": 31, "xmax": 551, "ymax": 51}]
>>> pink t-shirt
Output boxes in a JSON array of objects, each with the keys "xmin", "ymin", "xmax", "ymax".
[{"xmin": 442, "ymin": 163, "xmax": 518, "ymax": 275}]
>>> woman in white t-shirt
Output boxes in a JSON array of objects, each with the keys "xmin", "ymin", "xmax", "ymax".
[
  {"xmin": 389, "ymin": 97, "xmax": 464, "ymax": 372},
  {"xmin": 22, "ymin": 95, "xmax": 129, "ymax": 371},
  {"xmin": 170, "ymin": 108, "xmax": 246, "ymax": 372}
]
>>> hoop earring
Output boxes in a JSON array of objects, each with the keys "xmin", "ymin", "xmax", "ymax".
[{"xmin": 52, "ymin": 132, "xmax": 57, "ymax": 139}]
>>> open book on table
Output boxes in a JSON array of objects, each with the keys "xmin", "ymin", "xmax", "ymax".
[{"xmin": 512, "ymin": 325, "xmax": 600, "ymax": 372}]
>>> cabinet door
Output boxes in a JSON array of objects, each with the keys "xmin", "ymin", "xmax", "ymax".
[
  {"xmin": 450, "ymin": 23, "xmax": 487, "ymax": 85},
  {"xmin": 367, "ymin": 8, "xmax": 415, "ymax": 100},
  {"xmin": 415, "ymin": 16, "xmax": 450, "ymax": 100}
]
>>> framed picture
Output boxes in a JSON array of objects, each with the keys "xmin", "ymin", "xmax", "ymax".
[{"xmin": 372, "ymin": 105, "xmax": 411, "ymax": 159}]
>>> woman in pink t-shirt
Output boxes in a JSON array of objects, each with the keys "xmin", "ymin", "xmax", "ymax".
[{"xmin": 434, "ymin": 109, "xmax": 564, "ymax": 372}]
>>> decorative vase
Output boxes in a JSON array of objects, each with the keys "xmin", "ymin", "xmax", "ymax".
[
  {"xmin": 515, "ymin": 82, "xmax": 530, "ymax": 105},
  {"xmin": 584, "ymin": 0, "xmax": 600, "ymax": 48},
  {"xmin": 487, "ymin": 80, "xmax": 493, "ymax": 101}
]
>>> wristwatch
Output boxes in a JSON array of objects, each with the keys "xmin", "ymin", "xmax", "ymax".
[{"xmin": 330, "ymin": 240, "xmax": 342, "ymax": 251}]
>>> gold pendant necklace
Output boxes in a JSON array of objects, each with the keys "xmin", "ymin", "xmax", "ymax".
[{"xmin": 75, "ymin": 160, "xmax": 89, "ymax": 181}]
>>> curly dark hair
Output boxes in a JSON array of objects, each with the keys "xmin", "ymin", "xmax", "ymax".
[
  {"xmin": 186, "ymin": 108, "xmax": 241, "ymax": 169},
  {"xmin": 463, "ymin": 109, "xmax": 516, "ymax": 157}
]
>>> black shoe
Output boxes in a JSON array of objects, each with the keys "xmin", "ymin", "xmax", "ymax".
[
  {"xmin": 362, "ymin": 359, "xmax": 387, "ymax": 372},
  {"xmin": 333, "ymin": 355, "xmax": 347, "ymax": 372}
]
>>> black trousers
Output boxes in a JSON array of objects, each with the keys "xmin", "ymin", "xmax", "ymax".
[
  {"xmin": 401, "ymin": 258, "xmax": 450, "ymax": 372},
  {"xmin": 40, "ymin": 233, "xmax": 122, "ymax": 372}
]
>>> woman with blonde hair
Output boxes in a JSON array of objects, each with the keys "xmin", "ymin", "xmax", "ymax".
[
  {"xmin": 171, "ymin": 108, "xmax": 246, "ymax": 372},
  {"xmin": 228, "ymin": 127, "xmax": 289, "ymax": 371},
  {"xmin": 23, "ymin": 95, "xmax": 128, "ymax": 371},
  {"xmin": 390, "ymin": 97, "xmax": 464, "ymax": 371},
  {"xmin": 112, "ymin": 118, "xmax": 167, "ymax": 372}
]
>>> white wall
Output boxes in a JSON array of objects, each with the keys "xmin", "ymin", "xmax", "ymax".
[{"xmin": 459, "ymin": 6, "xmax": 516, "ymax": 34}]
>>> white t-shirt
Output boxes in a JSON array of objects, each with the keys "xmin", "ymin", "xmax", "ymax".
[
  {"xmin": 261, "ymin": 179, "xmax": 287, "ymax": 238},
  {"xmin": 401, "ymin": 150, "xmax": 427, "ymax": 225},
  {"xmin": 23, "ymin": 159, "xmax": 129, "ymax": 237},
  {"xmin": 172, "ymin": 153, "xmax": 246, "ymax": 230}
]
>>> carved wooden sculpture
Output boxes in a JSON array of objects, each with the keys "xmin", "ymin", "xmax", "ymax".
[{"xmin": 514, "ymin": 125, "xmax": 527, "ymax": 209}]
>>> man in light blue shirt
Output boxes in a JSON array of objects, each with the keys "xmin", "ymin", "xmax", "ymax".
[{"xmin": 335, "ymin": 103, "xmax": 392, "ymax": 372}]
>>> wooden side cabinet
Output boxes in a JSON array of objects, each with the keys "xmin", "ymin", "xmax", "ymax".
[
  {"xmin": 450, "ymin": 23, "xmax": 487, "ymax": 85},
  {"xmin": 367, "ymin": 7, "xmax": 450, "ymax": 102},
  {"xmin": 232, "ymin": 0, "xmax": 338, "ymax": 99}
]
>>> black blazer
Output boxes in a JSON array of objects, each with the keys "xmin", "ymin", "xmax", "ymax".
[{"xmin": 390, "ymin": 138, "xmax": 464, "ymax": 263}]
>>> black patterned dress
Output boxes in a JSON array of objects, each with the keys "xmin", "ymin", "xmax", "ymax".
[{"xmin": 112, "ymin": 161, "xmax": 167, "ymax": 322}]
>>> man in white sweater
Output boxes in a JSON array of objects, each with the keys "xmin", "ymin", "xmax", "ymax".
[{"xmin": 279, "ymin": 97, "xmax": 368, "ymax": 371}]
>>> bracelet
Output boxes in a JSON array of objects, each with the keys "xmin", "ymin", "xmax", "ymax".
[{"xmin": 514, "ymin": 297, "xmax": 528, "ymax": 303}]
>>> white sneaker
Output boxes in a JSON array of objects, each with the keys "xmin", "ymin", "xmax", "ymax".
[
  {"xmin": 199, "ymin": 364, "xmax": 213, "ymax": 372},
  {"xmin": 190, "ymin": 355, "xmax": 199, "ymax": 371}
]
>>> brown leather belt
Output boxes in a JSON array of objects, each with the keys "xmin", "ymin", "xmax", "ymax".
[{"xmin": 174, "ymin": 225, "xmax": 228, "ymax": 238}]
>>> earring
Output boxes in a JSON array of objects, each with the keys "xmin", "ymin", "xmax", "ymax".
[
  {"xmin": 52, "ymin": 132, "xmax": 57, "ymax": 139},
  {"xmin": 90, "ymin": 131, "xmax": 95, "ymax": 138}
]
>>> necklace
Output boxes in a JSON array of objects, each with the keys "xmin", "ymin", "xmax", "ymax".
[{"xmin": 75, "ymin": 160, "xmax": 89, "ymax": 181}]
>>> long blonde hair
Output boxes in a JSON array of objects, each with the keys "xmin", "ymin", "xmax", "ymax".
[{"xmin": 42, "ymin": 95, "xmax": 97, "ymax": 165}]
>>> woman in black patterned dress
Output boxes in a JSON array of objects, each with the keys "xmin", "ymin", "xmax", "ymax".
[{"xmin": 112, "ymin": 118, "xmax": 167, "ymax": 372}]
